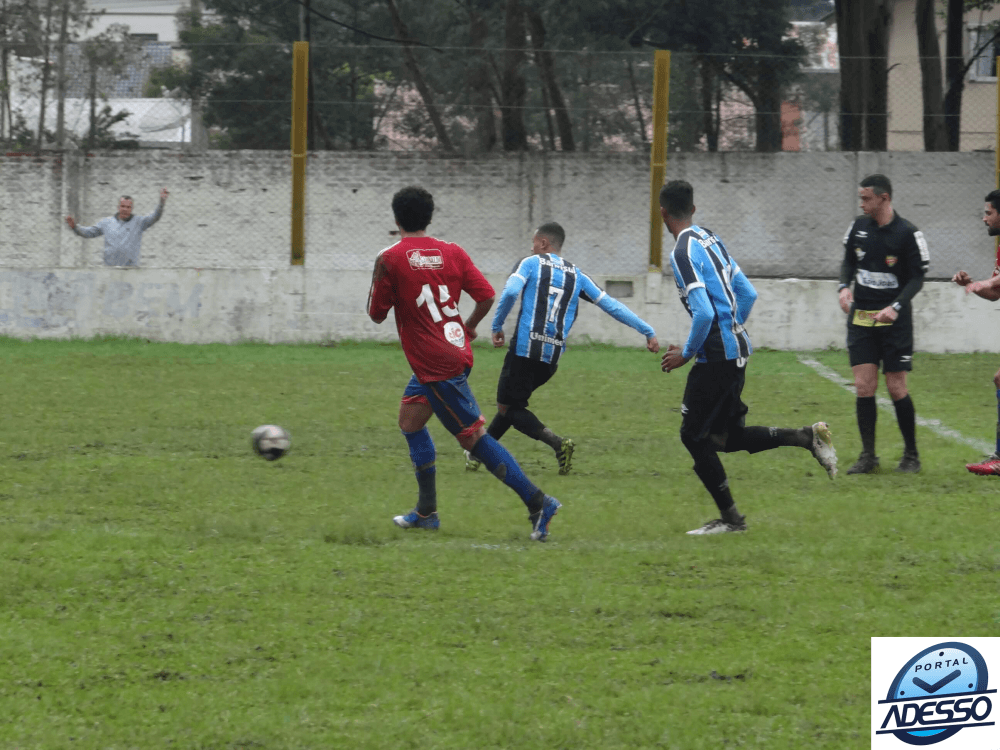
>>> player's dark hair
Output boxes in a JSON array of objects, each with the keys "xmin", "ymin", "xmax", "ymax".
[
  {"xmin": 659, "ymin": 180, "xmax": 694, "ymax": 219},
  {"xmin": 392, "ymin": 186, "xmax": 434, "ymax": 232},
  {"xmin": 536, "ymin": 222, "xmax": 565, "ymax": 248},
  {"xmin": 986, "ymin": 189, "xmax": 1000, "ymax": 212},
  {"xmin": 119, "ymin": 195, "xmax": 133, "ymax": 202},
  {"xmin": 860, "ymin": 174, "xmax": 892, "ymax": 198}
]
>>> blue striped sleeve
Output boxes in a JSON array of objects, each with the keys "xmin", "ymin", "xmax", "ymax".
[
  {"xmin": 731, "ymin": 268, "xmax": 757, "ymax": 325},
  {"xmin": 593, "ymin": 293, "xmax": 655, "ymax": 338},
  {"xmin": 491, "ymin": 257, "xmax": 532, "ymax": 332},
  {"xmin": 682, "ymin": 286, "xmax": 714, "ymax": 360}
]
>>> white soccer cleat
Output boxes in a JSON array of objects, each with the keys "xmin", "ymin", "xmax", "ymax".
[
  {"xmin": 810, "ymin": 421, "xmax": 837, "ymax": 479},
  {"xmin": 464, "ymin": 449, "xmax": 481, "ymax": 472},
  {"xmin": 686, "ymin": 517, "xmax": 747, "ymax": 535}
]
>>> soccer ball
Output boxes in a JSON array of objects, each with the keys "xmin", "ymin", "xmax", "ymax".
[{"xmin": 252, "ymin": 424, "xmax": 291, "ymax": 461}]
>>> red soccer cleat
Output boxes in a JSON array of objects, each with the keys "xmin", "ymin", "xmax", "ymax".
[{"xmin": 966, "ymin": 456, "xmax": 1000, "ymax": 476}]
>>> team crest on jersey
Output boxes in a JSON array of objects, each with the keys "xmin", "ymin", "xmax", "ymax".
[
  {"xmin": 855, "ymin": 248, "xmax": 866, "ymax": 260},
  {"xmin": 885, "ymin": 255, "xmax": 898, "ymax": 267},
  {"xmin": 407, "ymin": 249, "xmax": 443, "ymax": 269}
]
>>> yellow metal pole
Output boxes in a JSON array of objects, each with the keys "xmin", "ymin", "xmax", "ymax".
[
  {"xmin": 291, "ymin": 41, "xmax": 309, "ymax": 266},
  {"xmin": 648, "ymin": 50, "xmax": 671, "ymax": 272}
]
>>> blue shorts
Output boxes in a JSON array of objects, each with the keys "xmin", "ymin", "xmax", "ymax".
[{"xmin": 402, "ymin": 369, "xmax": 486, "ymax": 440}]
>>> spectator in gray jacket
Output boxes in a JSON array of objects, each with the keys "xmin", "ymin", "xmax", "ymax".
[{"xmin": 66, "ymin": 189, "xmax": 169, "ymax": 267}]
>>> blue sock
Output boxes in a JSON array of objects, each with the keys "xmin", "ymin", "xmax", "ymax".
[
  {"xmin": 403, "ymin": 428, "xmax": 436, "ymax": 516},
  {"xmin": 470, "ymin": 435, "xmax": 544, "ymax": 512},
  {"xmin": 994, "ymin": 389, "xmax": 1000, "ymax": 455}
]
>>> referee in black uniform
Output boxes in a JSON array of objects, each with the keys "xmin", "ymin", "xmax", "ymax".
[{"xmin": 838, "ymin": 174, "xmax": 929, "ymax": 474}]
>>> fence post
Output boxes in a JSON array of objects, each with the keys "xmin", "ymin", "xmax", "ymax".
[
  {"xmin": 291, "ymin": 41, "xmax": 308, "ymax": 266},
  {"xmin": 647, "ymin": 50, "xmax": 671, "ymax": 304}
]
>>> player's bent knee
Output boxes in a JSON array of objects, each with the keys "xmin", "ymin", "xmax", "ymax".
[{"xmin": 457, "ymin": 424, "xmax": 487, "ymax": 452}]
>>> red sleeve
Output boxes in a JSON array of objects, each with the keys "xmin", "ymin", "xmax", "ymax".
[
  {"xmin": 367, "ymin": 252, "xmax": 395, "ymax": 322},
  {"xmin": 460, "ymin": 248, "xmax": 495, "ymax": 302}
]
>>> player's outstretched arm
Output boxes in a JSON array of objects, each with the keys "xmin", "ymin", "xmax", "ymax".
[
  {"xmin": 964, "ymin": 274, "xmax": 1000, "ymax": 301},
  {"xmin": 67, "ymin": 218, "xmax": 103, "ymax": 238},
  {"xmin": 464, "ymin": 296, "xmax": 495, "ymax": 341}
]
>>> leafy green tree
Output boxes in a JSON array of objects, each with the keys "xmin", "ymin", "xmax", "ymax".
[{"xmin": 158, "ymin": 0, "xmax": 397, "ymax": 149}]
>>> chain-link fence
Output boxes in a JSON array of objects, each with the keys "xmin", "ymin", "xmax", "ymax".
[
  {"xmin": 3, "ymin": 148, "xmax": 996, "ymax": 280},
  {"xmin": 4, "ymin": 40, "xmax": 999, "ymax": 154},
  {"xmin": 3, "ymin": 39, "xmax": 1000, "ymax": 279}
]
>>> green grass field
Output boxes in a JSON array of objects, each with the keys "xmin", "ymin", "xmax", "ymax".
[{"xmin": 1, "ymin": 338, "xmax": 999, "ymax": 749}]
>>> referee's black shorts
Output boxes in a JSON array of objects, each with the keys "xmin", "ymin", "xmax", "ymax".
[
  {"xmin": 846, "ymin": 306, "xmax": 914, "ymax": 372},
  {"xmin": 496, "ymin": 350, "xmax": 558, "ymax": 409},
  {"xmin": 680, "ymin": 359, "xmax": 749, "ymax": 444}
]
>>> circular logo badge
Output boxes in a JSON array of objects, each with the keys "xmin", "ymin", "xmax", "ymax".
[
  {"xmin": 882, "ymin": 642, "xmax": 990, "ymax": 746},
  {"xmin": 443, "ymin": 321, "xmax": 465, "ymax": 348}
]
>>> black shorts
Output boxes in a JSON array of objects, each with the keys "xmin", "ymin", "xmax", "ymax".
[
  {"xmin": 496, "ymin": 350, "xmax": 557, "ymax": 409},
  {"xmin": 680, "ymin": 359, "xmax": 749, "ymax": 443},
  {"xmin": 846, "ymin": 307, "xmax": 913, "ymax": 372}
]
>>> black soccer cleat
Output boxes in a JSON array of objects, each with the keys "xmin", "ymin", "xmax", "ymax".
[{"xmin": 846, "ymin": 452, "xmax": 880, "ymax": 475}]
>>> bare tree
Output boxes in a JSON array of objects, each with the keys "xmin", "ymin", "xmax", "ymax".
[
  {"xmin": 834, "ymin": 0, "xmax": 891, "ymax": 151},
  {"xmin": 500, "ymin": 0, "xmax": 527, "ymax": 151},
  {"xmin": 385, "ymin": 0, "xmax": 453, "ymax": 151},
  {"xmin": 525, "ymin": 5, "xmax": 573, "ymax": 151}
]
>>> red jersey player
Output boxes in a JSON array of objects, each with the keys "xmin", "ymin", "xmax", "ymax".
[
  {"xmin": 367, "ymin": 186, "xmax": 562, "ymax": 540},
  {"xmin": 952, "ymin": 189, "xmax": 1000, "ymax": 474}
]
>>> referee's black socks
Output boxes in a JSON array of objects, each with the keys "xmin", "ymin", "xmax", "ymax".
[
  {"xmin": 892, "ymin": 395, "xmax": 918, "ymax": 455},
  {"xmin": 857, "ymin": 396, "xmax": 878, "ymax": 455}
]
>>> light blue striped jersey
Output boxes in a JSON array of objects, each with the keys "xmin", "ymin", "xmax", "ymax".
[
  {"xmin": 492, "ymin": 253, "xmax": 655, "ymax": 365},
  {"xmin": 669, "ymin": 225, "xmax": 756, "ymax": 363}
]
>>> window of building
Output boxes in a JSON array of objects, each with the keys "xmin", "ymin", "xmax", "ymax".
[
  {"xmin": 129, "ymin": 33, "xmax": 159, "ymax": 42},
  {"xmin": 969, "ymin": 25, "xmax": 1000, "ymax": 80}
]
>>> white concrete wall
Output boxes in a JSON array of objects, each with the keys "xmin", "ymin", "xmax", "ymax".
[
  {"xmin": 3, "ymin": 150, "xmax": 997, "ymax": 278},
  {"xmin": 1, "ymin": 268, "xmax": 997, "ymax": 354}
]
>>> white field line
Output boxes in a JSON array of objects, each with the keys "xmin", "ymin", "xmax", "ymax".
[{"xmin": 798, "ymin": 357, "xmax": 992, "ymax": 455}]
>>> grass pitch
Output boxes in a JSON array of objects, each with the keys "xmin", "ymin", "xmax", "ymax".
[{"xmin": 1, "ymin": 338, "xmax": 998, "ymax": 748}]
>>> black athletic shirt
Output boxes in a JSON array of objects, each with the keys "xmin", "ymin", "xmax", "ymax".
[{"xmin": 839, "ymin": 212, "xmax": 929, "ymax": 310}]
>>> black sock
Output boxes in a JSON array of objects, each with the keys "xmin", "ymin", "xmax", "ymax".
[
  {"xmin": 526, "ymin": 489, "xmax": 545, "ymax": 517},
  {"xmin": 507, "ymin": 407, "xmax": 560, "ymax": 448},
  {"xmin": 857, "ymin": 396, "xmax": 877, "ymax": 455},
  {"xmin": 487, "ymin": 412, "xmax": 512, "ymax": 441},
  {"xmin": 692, "ymin": 454, "xmax": 740, "ymax": 520},
  {"xmin": 893, "ymin": 395, "xmax": 917, "ymax": 455},
  {"xmin": 724, "ymin": 426, "xmax": 810, "ymax": 453},
  {"xmin": 414, "ymin": 462, "xmax": 436, "ymax": 516}
]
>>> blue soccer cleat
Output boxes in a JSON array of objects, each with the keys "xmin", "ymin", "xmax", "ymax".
[
  {"xmin": 529, "ymin": 496, "xmax": 562, "ymax": 542},
  {"xmin": 392, "ymin": 510, "xmax": 440, "ymax": 530}
]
